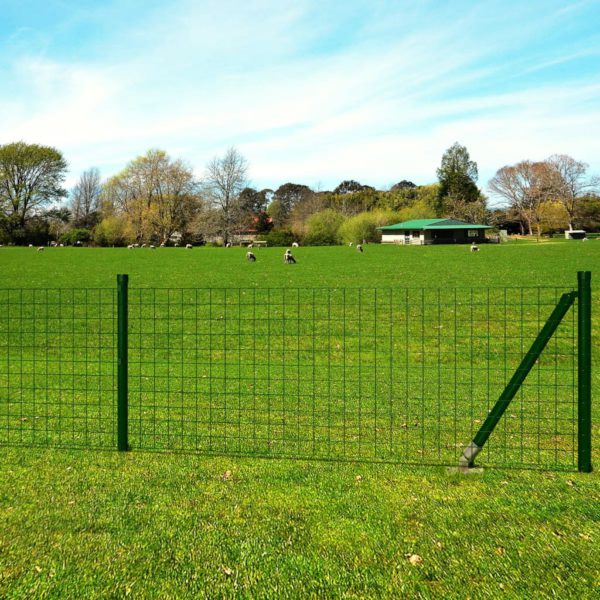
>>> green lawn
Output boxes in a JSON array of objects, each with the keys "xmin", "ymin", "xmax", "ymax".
[{"xmin": 0, "ymin": 242, "xmax": 599, "ymax": 598}]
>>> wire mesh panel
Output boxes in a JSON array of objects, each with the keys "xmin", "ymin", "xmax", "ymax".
[
  {"xmin": 0, "ymin": 288, "xmax": 116, "ymax": 448},
  {"xmin": 128, "ymin": 286, "xmax": 578, "ymax": 469}
]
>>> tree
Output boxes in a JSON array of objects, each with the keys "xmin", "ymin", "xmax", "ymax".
[
  {"xmin": 390, "ymin": 180, "xmax": 416, "ymax": 192},
  {"xmin": 304, "ymin": 209, "xmax": 345, "ymax": 245},
  {"xmin": 102, "ymin": 149, "xmax": 201, "ymax": 244},
  {"xmin": 203, "ymin": 147, "xmax": 248, "ymax": 244},
  {"xmin": 271, "ymin": 183, "xmax": 313, "ymax": 225},
  {"xmin": 70, "ymin": 167, "xmax": 102, "ymax": 229},
  {"xmin": 436, "ymin": 143, "xmax": 480, "ymax": 214},
  {"xmin": 338, "ymin": 209, "xmax": 401, "ymax": 244},
  {"xmin": 488, "ymin": 161, "xmax": 554, "ymax": 236},
  {"xmin": 333, "ymin": 180, "xmax": 373, "ymax": 195},
  {"xmin": 0, "ymin": 141, "xmax": 68, "ymax": 242},
  {"xmin": 546, "ymin": 154, "xmax": 597, "ymax": 230}
]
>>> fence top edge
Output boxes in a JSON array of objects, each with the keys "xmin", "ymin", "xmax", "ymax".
[{"xmin": 0, "ymin": 285, "xmax": 580, "ymax": 292}]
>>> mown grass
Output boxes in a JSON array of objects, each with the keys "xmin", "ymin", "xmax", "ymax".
[{"xmin": 0, "ymin": 241, "xmax": 599, "ymax": 598}]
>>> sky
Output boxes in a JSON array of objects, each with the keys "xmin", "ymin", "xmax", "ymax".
[{"xmin": 1, "ymin": 0, "xmax": 599, "ymax": 199}]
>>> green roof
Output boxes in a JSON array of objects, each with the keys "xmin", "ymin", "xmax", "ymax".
[{"xmin": 377, "ymin": 218, "xmax": 491, "ymax": 231}]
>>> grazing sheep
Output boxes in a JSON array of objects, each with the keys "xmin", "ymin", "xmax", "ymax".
[
  {"xmin": 348, "ymin": 242, "xmax": 353, "ymax": 247},
  {"xmin": 247, "ymin": 243, "xmax": 253, "ymax": 249},
  {"xmin": 149, "ymin": 244, "xmax": 156, "ymax": 249},
  {"xmin": 186, "ymin": 244, "xmax": 193, "ymax": 249},
  {"xmin": 141, "ymin": 243, "xmax": 147, "ymax": 248},
  {"xmin": 133, "ymin": 243, "xmax": 140, "ymax": 248},
  {"xmin": 29, "ymin": 244, "xmax": 33, "ymax": 247},
  {"xmin": 160, "ymin": 243, "xmax": 166, "ymax": 247},
  {"xmin": 283, "ymin": 249, "xmax": 296, "ymax": 264},
  {"xmin": 356, "ymin": 244, "xmax": 363, "ymax": 253},
  {"xmin": 59, "ymin": 244, "xmax": 64, "ymax": 247},
  {"xmin": 470, "ymin": 242, "xmax": 479, "ymax": 253},
  {"xmin": 246, "ymin": 251, "xmax": 256, "ymax": 262},
  {"xmin": 127, "ymin": 244, "xmax": 134, "ymax": 249},
  {"xmin": 292, "ymin": 242, "xmax": 299, "ymax": 248},
  {"xmin": 225, "ymin": 242, "xmax": 232, "ymax": 248},
  {"xmin": 37, "ymin": 246, "xmax": 45, "ymax": 252},
  {"xmin": 174, "ymin": 243, "xmax": 179, "ymax": 247}
]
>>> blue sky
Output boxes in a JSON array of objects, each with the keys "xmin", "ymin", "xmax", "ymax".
[{"xmin": 1, "ymin": 0, "xmax": 599, "ymax": 197}]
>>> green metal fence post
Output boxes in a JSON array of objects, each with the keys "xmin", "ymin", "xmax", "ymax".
[
  {"xmin": 459, "ymin": 290, "xmax": 577, "ymax": 468},
  {"xmin": 117, "ymin": 274, "xmax": 130, "ymax": 451},
  {"xmin": 577, "ymin": 271, "xmax": 592, "ymax": 472}
]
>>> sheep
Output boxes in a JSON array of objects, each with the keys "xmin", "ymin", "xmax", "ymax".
[
  {"xmin": 37, "ymin": 246, "xmax": 45, "ymax": 252},
  {"xmin": 246, "ymin": 251, "xmax": 257, "ymax": 262},
  {"xmin": 160, "ymin": 243, "xmax": 166, "ymax": 247},
  {"xmin": 470, "ymin": 242, "xmax": 479, "ymax": 252},
  {"xmin": 283, "ymin": 249, "xmax": 296, "ymax": 264},
  {"xmin": 127, "ymin": 244, "xmax": 134, "ymax": 249},
  {"xmin": 186, "ymin": 244, "xmax": 193, "ymax": 249},
  {"xmin": 141, "ymin": 243, "xmax": 147, "ymax": 248},
  {"xmin": 348, "ymin": 242, "xmax": 353, "ymax": 247},
  {"xmin": 29, "ymin": 244, "xmax": 33, "ymax": 247},
  {"xmin": 174, "ymin": 243, "xmax": 179, "ymax": 247},
  {"xmin": 247, "ymin": 243, "xmax": 253, "ymax": 249},
  {"xmin": 292, "ymin": 242, "xmax": 299, "ymax": 248},
  {"xmin": 225, "ymin": 242, "xmax": 232, "ymax": 248},
  {"xmin": 59, "ymin": 244, "xmax": 64, "ymax": 247},
  {"xmin": 356, "ymin": 244, "xmax": 363, "ymax": 253},
  {"xmin": 149, "ymin": 244, "xmax": 156, "ymax": 249}
]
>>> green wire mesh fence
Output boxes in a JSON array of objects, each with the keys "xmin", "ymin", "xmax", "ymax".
[
  {"xmin": 0, "ymin": 288, "xmax": 116, "ymax": 448},
  {"xmin": 0, "ymin": 277, "xmax": 591, "ymax": 470}
]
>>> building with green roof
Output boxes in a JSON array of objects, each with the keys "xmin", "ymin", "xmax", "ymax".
[{"xmin": 377, "ymin": 218, "xmax": 492, "ymax": 245}]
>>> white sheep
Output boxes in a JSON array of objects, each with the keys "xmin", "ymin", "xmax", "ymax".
[
  {"xmin": 348, "ymin": 242, "xmax": 353, "ymax": 247},
  {"xmin": 149, "ymin": 244, "xmax": 156, "ymax": 249},
  {"xmin": 246, "ymin": 251, "xmax": 256, "ymax": 262},
  {"xmin": 292, "ymin": 242, "xmax": 299, "ymax": 248},
  {"xmin": 356, "ymin": 244, "xmax": 363, "ymax": 253},
  {"xmin": 247, "ymin": 243, "xmax": 253, "ymax": 249},
  {"xmin": 186, "ymin": 244, "xmax": 193, "ymax": 249},
  {"xmin": 37, "ymin": 246, "xmax": 45, "ymax": 252},
  {"xmin": 225, "ymin": 242, "xmax": 232, "ymax": 248},
  {"xmin": 470, "ymin": 242, "xmax": 479, "ymax": 252},
  {"xmin": 29, "ymin": 244, "xmax": 33, "ymax": 247},
  {"xmin": 127, "ymin": 244, "xmax": 134, "ymax": 249}
]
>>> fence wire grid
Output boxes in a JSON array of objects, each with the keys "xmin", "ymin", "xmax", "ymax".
[{"xmin": 0, "ymin": 284, "xmax": 582, "ymax": 469}]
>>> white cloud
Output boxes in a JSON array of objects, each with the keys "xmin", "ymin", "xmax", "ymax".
[{"xmin": 0, "ymin": 0, "xmax": 598, "ymax": 192}]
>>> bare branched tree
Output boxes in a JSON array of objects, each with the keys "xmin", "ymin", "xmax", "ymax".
[
  {"xmin": 203, "ymin": 147, "xmax": 248, "ymax": 244},
  {"xmin": 546, "ymin": 154, "xmax": 597, "ymax": 230},
  {"xmin": 488, "ymin": 161, "xmax": 552, "ymax": 236},
  {"xmin": 71, "ymin": 167, "xmax": 102, "ymax": 228}
]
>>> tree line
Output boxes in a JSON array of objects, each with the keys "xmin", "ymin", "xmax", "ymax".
[{"xmin": 0, "ymin": 140, "xmax": 597, "ymax": 246}]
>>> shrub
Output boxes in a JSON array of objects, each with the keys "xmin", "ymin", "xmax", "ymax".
[
  {"xmin": 93, "ymin": 217, "xmax": 130, "ymax": 247},
  {"xmin": 338, "ymin": 210, "xmax": 402, "ymax": 244},
  {"xmin": 304, "ymin": 210, "xmax": 345, "ymax": 246},
  {"xmin": 263, "ymin": 229, "xmax": 295, "ymax": 247},
  {"xmin": 59, "ymin": 228, "xmax": 91, "ymax": 245}
]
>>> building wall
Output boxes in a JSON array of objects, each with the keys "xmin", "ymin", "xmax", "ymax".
[{"xmin": 381, "ymin": 229, "xmax": 487, "ymax": 244}]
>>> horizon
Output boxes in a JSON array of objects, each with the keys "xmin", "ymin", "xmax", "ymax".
[{"xmin": 1, "ymin": 0, "xmax": 599, "ymax": 198}]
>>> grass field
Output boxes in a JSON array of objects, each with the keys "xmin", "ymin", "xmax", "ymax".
[{"xmin": 0, "ymin": 241, "xmax": 599, "ymax": 598}]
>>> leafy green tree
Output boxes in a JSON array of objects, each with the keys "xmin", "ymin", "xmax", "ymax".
[
  {"xmin": 333, "ymin": 180, "xmax": 373, "ymax": 195},
  {"xmin": 436, "ymin": 143, "xmax": 480, "ymax": 214},
  {"xmin": 304, "ymin": 209, "xmax": 345, "ymax": 245},
  {"xmin": 0, "ymin": 141, "xmax": 68, "ymax": 242},
  {"xmin": 271, "ymin": 183, "xmax": 313, "ymax": 225},
  {"xmin": 338, "ymin": 210, "xmax": 401, "ymax": 244},
  {"xmin": 390, "ymin": 180, "xmax": 416, "ymax": 191}
]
